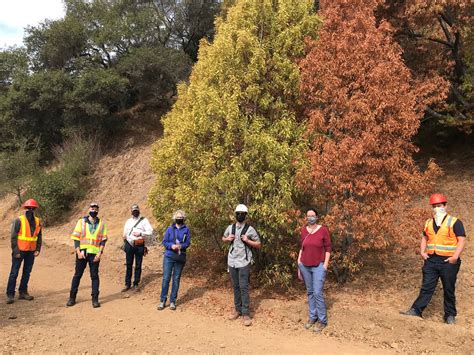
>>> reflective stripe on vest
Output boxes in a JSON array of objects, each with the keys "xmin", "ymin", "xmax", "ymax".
[
  {"xmin": 17, "ymin": 215, "xmax": 41, "ymax": 251},
  {"xmin": 425, "ymin": 215, "xmax": 458, "ymax": 256}
]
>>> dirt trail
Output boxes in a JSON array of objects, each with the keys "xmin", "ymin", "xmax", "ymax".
[{"xmin": 0, "ymin": 239, "xmax": 381, "ymax": 354}]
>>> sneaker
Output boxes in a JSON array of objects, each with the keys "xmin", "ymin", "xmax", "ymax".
[
  {"xmin": 304, "ymin": 319, "xmax": 317, "ymax": 329},
  {"xmin": 445, "ymin": 315, "xmax": 456, "ymax": 324},
  {"xmin": 228, "ymin": 311, "xmax": 241, "ymax": 320},
  {"xmin": 243, "ymin": 315, "xmax": 252, "ymax": 326},
  {"xmin": 66, "ymin": 298, "xmax": 76, "ymax": 307},
  {"xmin": 400, "ymin": 308, "xmax": 422, "ymax": 318},
  {"xmin": 170, "ymin": 302, "xmax": 176, "ymax": 310},
  {"xmin": 121, "ymin": 286, "xmax": 131, "ymax": 292},
  {"xmin": 157, "ymin": 301, "xmax": 165, "ymax": 310},
  {"xmin": 132, "ymin": 285, "xmax": 140, "ymax": 292},
  {"xmin": 18, "ymin": 292, "xmax": 34, "ymax": 301},
  {"xmin": 6, "ymin": 296, "xmax": 14, "ymax": 304},
  {"xmin": 313, "ymin": 322, "xmax": 327, "ymax": 333}
]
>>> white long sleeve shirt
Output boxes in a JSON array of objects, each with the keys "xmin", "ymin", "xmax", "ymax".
[{"xmin": 123, "ymin": 216, "xmax": 154, "ymax": 246}]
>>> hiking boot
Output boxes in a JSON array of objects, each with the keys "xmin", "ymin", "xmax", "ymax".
[
  {"xmin": 304, "ymin": 319, "xmax": 317, "ymax": 329},
  {"xmin": 92, "ymin": 298, "xmax": 100, "ymax": 308},
  {"xmin": 132, "ymin": 285, "xmax": 140, "ymax": 292},
  {"xmin": 170, "ymin": 302, "xmax": 176, "ymax": 310},
  {"xmin": 157, "ymin": 301, "xmax": 165, "ymax": 310},
  {"xmin": 313, "ymin": 322, "xmax": 327, "ymax": 333},
  {"xmin": 6, "ymin": 296, "xmax": 14, "ymax": 304},
  {"xmin": 121, "ymin": 286, "xmax": 131, "ymax": 292},
  {"xmin": 228, "ymin": 311, "xmax": 241, "ymax": 320},
  {"xmin": 445, "ymin": 315, "xmax": 456, "ymax": 324},
  {"xmin": 66, "ymin": 298, "xmax": 76, "ymax": 307},
  {"xmin": 243, "ymin": 315, "xmax": 252, "ymax": 326},
  {"xmin": 400, "ymin": 308, "xmax": 422, "ymax": 318},
  {"xmin": 18, "ymin": 292, "xmax": 34, "ymax": 301}
]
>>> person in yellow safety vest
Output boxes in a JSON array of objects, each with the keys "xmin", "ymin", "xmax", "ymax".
[
  {"xmin": 5, "ymin": 199, "xmax": 42, "ymax": 304},
  {"xmin": 401, "ymin": 193, "xmax": 467, "ymax": 324},
  {"xmin": 66, "ymin": 202, "xmax": 107, "ymax": 308}
]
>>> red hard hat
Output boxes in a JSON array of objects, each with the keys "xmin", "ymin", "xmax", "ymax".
[
  {"xmin": 23, "ymin": 199, "xmax": 39, "ymax": 209},
  {"xmin": 429, "ymin": 193, "xmax": 447, "ymax": 205}
]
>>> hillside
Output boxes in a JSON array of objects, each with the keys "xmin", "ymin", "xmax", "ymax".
[{"xmin": 0, "ymin": 137, "xmax": 473, "ymax": 353}]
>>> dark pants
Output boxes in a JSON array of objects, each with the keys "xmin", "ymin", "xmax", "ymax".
[
  {"xmin": 160, "ymin": 256, "xmax": 185, "ymax": 303},
  {"xmin": 6, "ymin": 251, "xmax": 36, "ymax": 296},
  {"xmin": 229, "ymin": 264, "xmax": 250, "ymax": 316},
  {"xmin": 412, "ymin": 257, "xmax": 461, "ymax": 318},
  {"xmin": 69, "ymin": 254, "xmax": 100, "ymax": 299},
  {"xmin": 125, "ymin": 242, "xmax": 145, "ymax": 287}
]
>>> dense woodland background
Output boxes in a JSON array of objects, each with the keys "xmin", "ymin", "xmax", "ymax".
[{"xmin": 0, "ymin": 0, "xmax": 472, "ymax": 286}]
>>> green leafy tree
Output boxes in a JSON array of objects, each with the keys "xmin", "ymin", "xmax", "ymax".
[{"xmin": 149, "ymin": 0, "xmax": 319, "ymax": 286}]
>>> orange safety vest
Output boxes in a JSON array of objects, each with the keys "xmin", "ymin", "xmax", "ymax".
[
  {"xmin": 17, "ymin": 215, "xmax": 41, "ymax": 251},
  {"xmin": 424, "ymin": 215, "xmax": 458, "ymax": 257}
]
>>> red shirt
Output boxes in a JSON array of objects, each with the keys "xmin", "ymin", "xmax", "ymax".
[{"xmin": 300, "ymin": 225, "xmax": 331, "ymax": 267}]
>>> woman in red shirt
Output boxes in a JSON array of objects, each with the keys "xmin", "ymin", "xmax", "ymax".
[{"xmin": 298, "ymin": 208, "xmax": 331, "ymax": 333}]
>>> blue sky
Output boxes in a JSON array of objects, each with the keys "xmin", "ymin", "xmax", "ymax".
[{"xmin": 0, "ymin": 0, "xmax": 65, "ymax": 48}]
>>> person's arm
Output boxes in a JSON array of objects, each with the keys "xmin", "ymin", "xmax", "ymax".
[
  {"xmin": 140, "ymin": 218, "xmax": 154, "ymax": 238},
  {"xmin": 242, "ymin": 228, "xmax": 261, "ymax": 249},
  {"xmin": 420, "ymin": 235, "xmax": 429, "ymax": 260},
  {"xmin": 162, "ymin": 227, "xmax": 174, "ymax": 250},
  {"xmin": 222, "ymin": 225, "xmax": 234, "ymax": 243},
  {"xmin": 123, "ymin": 220, "xmax": 129, "ymax": 240},
  {"xmin": 35, "ymin": 228, "xmax": 42, "ymax": 256},
  {"xmin": 11, "ymin": 219, "xmax": 21, "ymax": 257},
  {"xmin": 323, "ymin": 227, "xmax": 331, "ymax": 270}
]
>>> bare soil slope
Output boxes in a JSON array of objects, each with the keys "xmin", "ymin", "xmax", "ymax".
[{"xmin": 0, "ymin": 141, "xmax": 472, "ymax": 354}]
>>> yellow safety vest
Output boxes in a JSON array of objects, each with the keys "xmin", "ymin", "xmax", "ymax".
[
  {"xmin": 17, "ymin": 215, "xmax": 41, "ymax": 251},
  {"xmin": 424, "ymin": 215, "xmax": 458, "ymax": 257},
  {"xmin": 71, "ymin": 218, "xmax": 107, "ymax": 255}
]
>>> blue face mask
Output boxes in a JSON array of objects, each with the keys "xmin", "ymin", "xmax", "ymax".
[{"xmin": 307, "ymin": 216, "xmax": 317, "ymax": 225}]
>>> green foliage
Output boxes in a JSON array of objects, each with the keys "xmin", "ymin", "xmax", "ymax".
[
  {"xmin": 29, "ymin": 135, "xmax": 99, "ymax": 224},
  {"xmin": 0, "ymin": 140, "xmax": 40, "ymax": 206},
  {"xmin": 149, "ymin": 0, "xmax": 319, "ymax": 287}
]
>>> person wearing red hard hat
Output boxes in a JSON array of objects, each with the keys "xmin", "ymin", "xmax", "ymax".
[
  {"xmin": 5, "ymin": 199, "xmax": 42, "ymax": 304},
  {"xmin": 401, "ymin": 193, "xmax": 467, "ymax": 324}
]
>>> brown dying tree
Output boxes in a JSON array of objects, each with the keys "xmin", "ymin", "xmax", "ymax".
[{"xmin": 298, "ymin": 0, "xmax": 441, "ymax": 281}]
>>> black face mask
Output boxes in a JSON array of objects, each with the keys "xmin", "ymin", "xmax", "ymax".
[
  {"xmin": 89, "ymin": 211, "xmax": 98, "ymax": 218},
  {"xmin": 132, "ymin": 210, "xmax": 140, "ymax": 218},
  {"xmin": 25, "ymin": 209, "xmax": 35, "ymax": 219},
  {"xmin": 235, "ymin": 213, "xmax": 246, "ymax": 223},
  {"xmin": 175, "ymin": 218, "xmax": 184, "ymax": 225}
]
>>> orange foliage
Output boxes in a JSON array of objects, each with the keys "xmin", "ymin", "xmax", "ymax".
[{"xmin": 298, "ymin": 0, "xmax": 441, "ymax": 281}]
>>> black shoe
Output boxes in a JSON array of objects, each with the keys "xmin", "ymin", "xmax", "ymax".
[
  {"xmin": 445, "ymin": 315, "xmax": 456, "ymax": 324},
  {"xmin": 121, "ymin": 286, "xmax": 131, "ymax": 292},
  {"xmin": 66, "ymin": 298, "xmax": 76, "ymax": 307},
  {"xmin": 400, "ymin": 308, "xmax": 422, "ymax": 318},
  {"xmin": 6, "ymin": 296, "xmax": 14, "ymax": 304},
  {"xmin": 18, "ymin": 292, "xmax": 34, "ymax": 301},
  {"xmin": 92, "ymin": 299, "xmax": 100, "ymax": 308}
]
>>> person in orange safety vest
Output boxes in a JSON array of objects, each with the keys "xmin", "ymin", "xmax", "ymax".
[
  {"xmin": 401, "ymin": 193, "xmax": 467, "ymax": 324},
  {"xmin": 5, "ymin": 199, "xmax": 42, "ymax": 304}
]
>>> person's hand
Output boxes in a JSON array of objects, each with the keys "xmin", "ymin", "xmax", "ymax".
[
  {"xmin": 171, "ymin": 244, "xmax": 178, "ymax": 250},
  {"xmin": 132, "ymin": 231, "xmax": 141, "ymax": 237},
  {"xmin": 77, "ymin": 250, "xmax": 85, "ymax": 259},
  {"xmin": 241, "ymin": 235, "xmax": 249, "ymax": 243},
  {"xmin": 34, "ymin": 251, "xmax": 40, "ymax": 257},
  {"xmin": 14, "ymin": 253, "xmax": 21, "ymax": 259},
  {"xmin": 93, "ymin": 253, "xmax": 101, "ymax": 263},
  {"xmin": 224, "ymin": 235, "xmax": 235, "ymax": 242},
  {"xmin": 323, "ymin": 263, "xmax": 328, "ymax": 271},
  {"xmin": 444, "ymin": 256, "xmax": 458, "ymax": 264},
  {"xmin": 421, "ymin": 252, "xmax": 429, "ymax": 260}
]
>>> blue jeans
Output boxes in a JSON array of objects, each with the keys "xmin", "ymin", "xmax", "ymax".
[
  {"xmin": 6, "ymin": 251, "xmax": 36, "ymax": 297},
  {"xmin": 160, "ymin": 256, "xmax": 185, "ymax": 303},
  {"xmin": 299, "ymin": 262, "xmax": 328, "ymax": 325}
]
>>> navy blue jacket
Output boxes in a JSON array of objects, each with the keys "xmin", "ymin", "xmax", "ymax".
[{"xmin": 162, "ymin": 224, "xmax": 191, "ymax": 258}]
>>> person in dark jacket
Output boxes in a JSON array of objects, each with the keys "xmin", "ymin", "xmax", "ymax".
[
  {"xmin": 6, "ymin": 199, "xmax": 42, "ymax": 304},
  {"xmin": 157, "ymin": 210, "xmax": 191, "ymax": 311}
]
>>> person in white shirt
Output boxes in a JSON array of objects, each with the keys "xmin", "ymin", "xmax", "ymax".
[{"xmin": 122, "ymin": 204, "xmax": 153, "ymax": 292}]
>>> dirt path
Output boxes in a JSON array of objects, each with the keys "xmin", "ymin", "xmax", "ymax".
[{"xmin": 0, "ymin": 239, "xmax": 385, "ymax": 354}]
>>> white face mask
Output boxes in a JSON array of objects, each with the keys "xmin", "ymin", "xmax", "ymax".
[{"xmin": 433, "ymin": 206, "xmax": 446, "ymax": 226}]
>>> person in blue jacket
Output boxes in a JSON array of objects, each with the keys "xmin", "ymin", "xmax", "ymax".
[{"xmin": 157, "ymin": 210, "xmax": 191, "ymax": 310}]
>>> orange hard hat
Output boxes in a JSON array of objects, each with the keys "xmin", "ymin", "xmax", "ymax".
[
  {"xmin": 23, "ymin": 199, "xmax": 39, "ymax": 209},
  {"xmin": 429, "ymin": 193, "xmax": 447, "ymax": 205}
]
